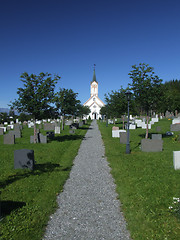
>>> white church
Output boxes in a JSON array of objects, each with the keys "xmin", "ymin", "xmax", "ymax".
[{"xmin": 83, "ymin": 67, "xmax": 105, "ymax": 120}]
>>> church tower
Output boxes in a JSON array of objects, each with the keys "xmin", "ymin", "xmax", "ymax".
[
  {"xmin": 83, "ymin": 65, "xmax": 105, "ymax": 120},
  {"xmin": 90, "ymin": 68, "xmax": 98, "ymax": 97}
]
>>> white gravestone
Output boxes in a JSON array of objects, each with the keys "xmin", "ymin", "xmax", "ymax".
[{"xmin": 173, "ymin": 151, "xmax": 180, "ymax": 170}]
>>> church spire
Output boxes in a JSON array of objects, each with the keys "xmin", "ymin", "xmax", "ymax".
[{"xmin": 91, "ymin": 64, "xmax": 98, "ymax": 83}]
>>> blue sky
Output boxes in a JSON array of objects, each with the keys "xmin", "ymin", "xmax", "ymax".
[{"xmin": 1, "ymin": 0, "xmax": 180, "ymax": 108}]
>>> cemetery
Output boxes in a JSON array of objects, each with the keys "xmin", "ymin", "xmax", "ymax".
[
  {"xmin": 0, "ymin": 118, "xmax": 90, "ymax": 239},
  {"xmin": 98, "ymin": 116, "xmax": 180, "ymax": 240},
  {"xmin": 0, "ymin": 68, "xmax": 180, "ymax": 239}
]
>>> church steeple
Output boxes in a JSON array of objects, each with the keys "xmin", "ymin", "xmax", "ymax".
[
  {"xmin": 90, "ymin": 64, "xmax": 98, "ymax": 97},
  {"xmin": 91, "ymin": 64, "xmax": 98, "ymax": 83}
]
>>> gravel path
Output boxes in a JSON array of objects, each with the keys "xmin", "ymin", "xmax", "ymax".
[{"xmin": 43, "ymin": 120, "xmax": 132, "ymax": 240}]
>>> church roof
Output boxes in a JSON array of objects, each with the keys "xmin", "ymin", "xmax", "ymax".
[{"xmin": 91, "ymin": 68, "xmax": 98, "ymax": 84}]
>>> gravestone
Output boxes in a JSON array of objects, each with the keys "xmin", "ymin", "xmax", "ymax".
[
  {"xmin": 55, "ymin": 126, "xmax": 60, "ymax": 134},
  {"xmin": 4, "ymin": 134, "xmax": 15, "ymax": 144},
  {"xmin": 39, "ymin": 133, "xmax": 47, "ymax": 143},
  {"xmin": 173, "ymin": 151, "xmax": 180, "ymax": 170},
  {"xmin": 141, "ymin": 139, "xmax": 163, "ymax": 152},
  {"xmin": 120, "ymin": 132, "xmax": 127, "ymax": 144},
  {"xmin": 172, "ymin": 118, "xmax": 180, "ymax": 124},
  {"xmin": 129, "ymin": 124, "xmax": 136, "ymax": 129},
  {"xmin": 170, "ymin": 124, "xmax": 180, "ymax": 131},
  {"xmin": 14, "ymin": 149, "xmax": 34, "ymax": 170},
  {"xmin": 151, "ymin": 134, "xmax": 162, "ymax": 140},
  {"xmin": 44, "ymin": 123, "xmax": 55, "ymax": 131},
  {"xmin": 8, "ymin": 130, "xmax": 21, "ymax": 138},
  {"xmin": 30, "ymin": 134, "xmax": 40, "ymax": 143},
  {"xmin": 0, "ymin": 127, "xmax": 6, "ymax": 132},
  {"xmin": 112, "ymin": 126, "xmax": 119, "ymax": 130}
]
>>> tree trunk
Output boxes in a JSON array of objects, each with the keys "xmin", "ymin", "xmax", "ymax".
[
  {"xmin": 123, "ymin": 115, "xmax": 125, "ymax": 130},
  {"xmin": 61, "ymin": 115, "xmax": 65, "ymax": 131},
  {"xmin": 145, "ymin": 112, "xmax": 149, "ymax": 139},
  {"xmin": 33, "ymin": 118, "xmax": 37, "ymax": 143}
]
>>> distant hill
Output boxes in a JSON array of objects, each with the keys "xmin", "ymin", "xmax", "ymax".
[{"xmin": 0, "ymin": 108, "xmax": 10, "ymax": 113}]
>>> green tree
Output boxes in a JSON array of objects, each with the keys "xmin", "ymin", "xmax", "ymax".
[
  {"xmin": 10, "ymin": 72, "xmax": 60, "ymax": 142},
  {"xmin": 55, "ymin": 88, "xmax": 81, "ymax": 130},
  {"xmin": 76, "ymin": 105, "xmax": 91, "ymax": 119},
  {"xmin": 104, "ymin": 87, "xmax": 128, "ymax": 123},
  {"xmin": 162, "ymin": 80, "xmax": 180, "ymax": 114},
  {"xmin": 0, "ymin": 112, "xmax": 8, "ymax": 124},
  {"xmin": 129, "ymin": 63, "xmax": 163, "ymax": 138}
]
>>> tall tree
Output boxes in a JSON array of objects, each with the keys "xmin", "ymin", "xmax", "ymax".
[
  {"xmin": 104, "ymin": 87, "xmax": 128, "ymax": 122},
  {"xmin": 129, "ymin": 63, "xmax": 163, "ymax": 138},
  {"xmin": 162, "ymin": 80, "xmax": 180, "ymax": 114},
  {"xmin": 10, "ymin": 72, "xmax": 60, "ymax": 142},
  {"xmin": 55, "ymin": 88, "xmax": 81, "ymax": 130}
]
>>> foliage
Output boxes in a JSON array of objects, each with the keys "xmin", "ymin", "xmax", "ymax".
[
  {"xmin": 18, "ymin": 113, "xmax": 32, "ymax": 122},
  {"xmin": 162, "ymin": 79, "xmax": 180, "ymax": 113},
  {"xmin": 129, "ymin": 63, "xmax": 163, "ymax": 113},
  {"xmin": 76, "ymin": 105, "xmax": 91, "ymax": 118},
  {"xmin": 0, "ymin": 112, "xmax": 9, "ymax": 124},
  {"xmin": 129, "ymin": 63, "xmax": 163, "ymax": 138},
  {"xmin": 55, "ymin": 88, "xmax": 81, "ymax": 117},
  {"xmin": 98, "ymin": 119, "xmax": 180, "ymax": 240},
  {"xmin": 10, "ymin": 72, "xmax": 60, "ymax": 120},
  {"xmin": 104, "ymin": 87, "xmax": 128, "ymax": 118}
]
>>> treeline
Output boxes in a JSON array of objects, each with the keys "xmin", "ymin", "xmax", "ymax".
[
  {"xmin": 100, "ymin": 63, "xmax": 180, "ymax": 118},
  {"xmin": 0, "ymin": 72, "xmax": 90, "ymax": 124}
]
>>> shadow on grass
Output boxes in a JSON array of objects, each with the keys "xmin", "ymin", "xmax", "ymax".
[
  {"xmin": 0, "ymin": 162, "xmax": 62, "ymax": 189},
  {"xmin": 51, "ymin": 134, "xmax": 84, "ymax": 142},
  {"xmin": 138, "ymin": 133, "xmax": 174, "ymax": 139},
  {"xmin": 78, "ymin": 127, "xmax": 92, "ymax": 130},
  {"xmin": 1, "ymin": 201, "xmax": 26, "ymax": 217}
]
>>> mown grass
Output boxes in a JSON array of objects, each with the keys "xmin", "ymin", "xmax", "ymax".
[
  {"xmin": 98, "ymin": 119, "xmax": 180, "ymax": 240},
  {"xmin": 0, "ymin": 122, "xmax": 91, "ymax": 240}
]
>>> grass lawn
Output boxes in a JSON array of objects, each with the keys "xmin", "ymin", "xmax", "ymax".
[
  {"xmin": 0, "ymin": 121, "xmax": 90, "ymax": 240},
  {"xmin": 98, "ymin": 118, "xmax": 180, "ymax": 240}
]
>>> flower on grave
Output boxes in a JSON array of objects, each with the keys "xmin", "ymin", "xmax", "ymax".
[{"xmin": 169, "ymin": 197, "xmax": 180, "ymax": 217}]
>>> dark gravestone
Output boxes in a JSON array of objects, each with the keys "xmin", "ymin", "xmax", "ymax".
[
  {"xmin": 120, "ymin": 132, "xmax": 127, "ymax": 144},
  {"xmin": 170, "ymin": 124, "xmax": 180, "ymax": 131},
  {"xmin": 0, "ymin": 128, "xmax": 4, "ymax": 135},
  {"xmin": 8, "ymin": 130, "xmax": 21, "ymax": 138},
  {"xmin": 14, "ymin": 149, "xmax": 34, "ymax": 170},
  {"xmin": 39, "ymin": 133, "xmax": 47, "ymax": 143},
  {"xmin": 151, "ymin": 134, "xmax": 162, "ymax": 140},
  {"xmin": 44, "ymin": 123, "xmax": 55, "ymax": 131},
  {"xmin": 7, "ymin": 126, "xmax": 11, "ymax": 131},
  {"xmin": 141, "ymin": 139, "xmax": 163, "ymax": 152},
  {"xmin": 14, "ymin": 124, "xmax": 22, "ymax": 131},
  {"xmin": 4, "ymin": 134, "xmax": 15, "ymax": 144},
  {"xmin": 30, "ymin": 134, "xmax": 40, "ymax": 143}
]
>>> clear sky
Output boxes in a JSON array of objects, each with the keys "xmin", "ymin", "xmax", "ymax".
[{"xmin": 1, "ymin": 0, "xmax": 180, "ymax": 108}]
